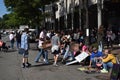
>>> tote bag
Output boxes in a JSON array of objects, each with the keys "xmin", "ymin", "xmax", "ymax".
[{"xmin": 18, "ymin": 48, "xmax": 25, "ymax": 55}]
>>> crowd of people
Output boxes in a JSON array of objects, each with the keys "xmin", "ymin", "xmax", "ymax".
[{"xmin": 0, "ymin": 28, "xmax": 119, "ymax": 74}]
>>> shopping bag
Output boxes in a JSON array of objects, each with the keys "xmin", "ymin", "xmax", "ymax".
[{"xmin": 18, "ymin": 48, "xmax": 25, "ymax": 55}]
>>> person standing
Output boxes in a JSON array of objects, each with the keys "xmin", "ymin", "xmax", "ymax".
[
  {"xmin": 21, "ymin": 28, "xmax": 31, "ymax": 68},
  {"xmin": 34, "ymin": 28, "xmax": 49, "ymax": 64},
  {"xmin": 15, "ymin": 31, "xmax": 21, "ymax": 49},
  {"xmin": 61, "ymin": 36, "xmax": 71, "ymax": 63},
  {"xmin": 9, "ymin": 32, "xmax": 15, "ymax": 49},
  {"xmin": 51, "ymin": 32, "xmax": 60, "ymax": 66}
]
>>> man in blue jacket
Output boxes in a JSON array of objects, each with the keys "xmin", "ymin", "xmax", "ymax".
[{"xmin": 21, "ymin": 28, "xmax": 31, "ymax": 68}]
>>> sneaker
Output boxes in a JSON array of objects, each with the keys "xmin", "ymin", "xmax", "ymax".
[
  {"xmin": 54, "ymin": 64, "xmax": 58, "ymax": 66},
  {"xmin": 43, "ymin": 59, "xmax": 46, "ymax": 62},
  {"xmin": 100, "ymin": 69, "xmax": 108, "ymax": 73},
  {"xmin": 53, "ymin": 63, "xmax": 58, "ymax": 66},
  {"xmin": 26, "ymin": 63, "xmax": 31, "ymax": 67}
]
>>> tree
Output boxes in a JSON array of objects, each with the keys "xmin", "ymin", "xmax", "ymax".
[{"xmin": 4, "ymin": 0, "xmax": 59, "ymax": 28}]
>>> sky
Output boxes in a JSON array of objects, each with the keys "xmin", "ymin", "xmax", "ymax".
[{"xmin": 0, "ymin": 0, "xmax": 9, "ymax": 18}]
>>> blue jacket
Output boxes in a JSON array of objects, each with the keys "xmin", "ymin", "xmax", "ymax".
[
  {"xmin": 90, "ymin": 51, "xmax": 103, "ymax": 60},
  {"xmin": 21, "ymin": 32, "xmax": 28, "ymax": 50}
]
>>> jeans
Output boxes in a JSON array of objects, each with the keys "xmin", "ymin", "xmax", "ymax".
[
  {"xmin": 63, "ymin": 50, "xmax": 74, "ymax": 61},
  {"xmin": 68, "ymin": 51, "xmax": 74, "ymax": 60},
  {"xmin": 91, "ymin": 58, "xmax": 97, "ymax": 68},
  {"xmin": 16, "ymin": 41, "xmax": 21, "ymax": 49},
  {"xmin": 10, "ymin": 40, "xmax": 14, "ymax": 49},
  {"xmin": 102, "ymin": 62, "xmax": 113, "ymax": 70},
  {"xmin": 98, "ymin": 41, "xmax": 103, "ymax": 52},
  {"xmin": 34, "ymin": 49, "xmax": 49, "ymax": 64},
  {"xmin": 63, "ymin": 45, "xmax": 70, "ymax": 59},
  {"xmin": 43, "ymin": 50, "xmax": 49, "ymax": 64}
]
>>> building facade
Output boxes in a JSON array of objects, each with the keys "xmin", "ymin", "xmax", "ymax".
[{"xmin": 44, "ymin": 0, "xmax": 120, "ymax": 41}]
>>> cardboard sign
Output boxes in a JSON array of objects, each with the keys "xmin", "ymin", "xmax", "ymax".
[
  {"xmin": 66, "ymin": 51, "xmax": 89, "ymax": 65},
  {"xmin": 75, "ymin": 51, "xmax": 89, "ymax": 62}
]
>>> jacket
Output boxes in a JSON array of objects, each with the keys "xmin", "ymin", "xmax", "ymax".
[{"xmin": 102, "ymin": 54, "xmax": 116, "ymax": 64}]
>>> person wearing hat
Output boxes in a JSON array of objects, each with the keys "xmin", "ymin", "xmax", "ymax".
[{"xmin": 20, "ymin": 28, "xmax": 31, "ymax": 68}]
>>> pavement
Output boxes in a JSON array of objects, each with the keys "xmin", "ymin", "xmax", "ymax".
[{"xmin": 0, "ymin": 35, "xmax": 120, "ymax": 80}]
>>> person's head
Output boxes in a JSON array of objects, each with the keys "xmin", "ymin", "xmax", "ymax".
[
  {"xmin": 10, "ymin": 31, "xmax": 13, "ymax": 34},
  {"xmin": 79, "ymin": 42, "xmax": 84, "ymax": 46},
  {"xmin": 82, "ymin": 45, "xmax": 87, "ymax": 51},
  {"xmin": 55, "ymin": 31, "xmax": 59, "ymax": 36},
  {"xmin": 24, "ymin": 28, "xmax": 29, "ymax": 33},
  {"xmin": 92, "ymin": 47, "xmax": 98, "ymax": 53},
  {"xmin": 72, "ymin": 43, "xmax": 79, "ymax": 52},
  {"xmin": 104, "ymin": 49, "xmax": 110, "ymax": 55}
]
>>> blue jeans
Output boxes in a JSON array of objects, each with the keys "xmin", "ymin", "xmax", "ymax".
[
  {"xmin": 63, "ymin": 51, "xmax": 74, "ymax": 61},
  {"xmin": 91, "ymin": 58, "xmax": 97, "ymax": 68},
  {"xmin": 102, "ymin": 62, "xmax": 113, "ymax": 70},
  {"xmin": 63, "ymin": 45, "xmax": 70, "ymax": 59},
  {"xmin": 43, "ymin": 50, "xmax": 49, "ymax": 64},
  {"xmin": 10, "ymin": 40, "xmax": 14, "ymax": 49},
  {"xmin": 34, "ymin": 49, "xmax": 49, "ymax": 64},
  {"xmin": 16, "ymin": 41, "xmax": 21, "ymax": 49},
  {"xmin": 68, "ymin": 51, "xmax": 74, "ymax": 60}
]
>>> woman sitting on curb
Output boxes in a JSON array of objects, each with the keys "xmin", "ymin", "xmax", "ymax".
[{"xmin": 100, "ymin": 49, "xmax": 117, "ymax": 73}]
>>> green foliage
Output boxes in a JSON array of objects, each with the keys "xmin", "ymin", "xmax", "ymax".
[
  {"xmin": 2, "ymin": 13, "xmax": 19, "ymax": 28},
  {"xmin": 2, "ymin": 0, "xmax": 59, "ymax": 29}
]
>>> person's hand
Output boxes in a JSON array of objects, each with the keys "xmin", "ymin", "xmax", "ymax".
[
  {"xmin": 99, "ymin": 57, "xmax": 103, "ymax": 59},
  {"xmin": 35, "ymin": 39, "xmax": 39, "ymax": 41},
  {"xmin": 94, "ymin": 57, "xmax": 98, "ymax": 59}
]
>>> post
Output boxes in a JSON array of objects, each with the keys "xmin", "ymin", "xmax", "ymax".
[
  {"xmin": 79, "ymin": 0, "xmax": 82, "ymax": 30},
  {"xmin": 97, "ymin": 0, "xmax": 102, "ymax": 30},
  {"xmin": 64, "ymin": 0, "xmax": 68, "ymax": 30},
  {"xmin": 84, "ymin": 0, "xmax": 89, "ymax": 46},
  {"xmin": 97, "ymin": 0, "xmax": 103, "ymax": 51},
  {"xmin": 71, "ymin": 0, "xmax": 75, "ymax": 30}
]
